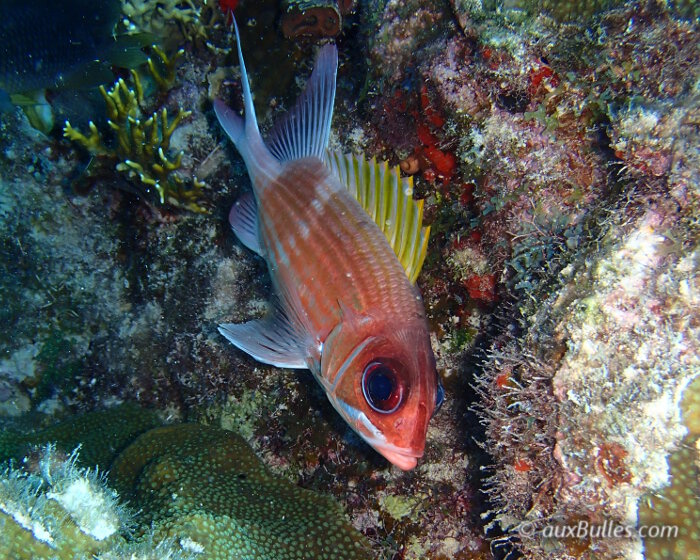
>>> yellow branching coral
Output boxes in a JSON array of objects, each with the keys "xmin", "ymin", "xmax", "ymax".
[
  {"xmin": 64, "ymin": 50, "xmax": 208, "ymax": 213},
  {"xmin": 147, "ymin": 46, "xmax": 185, "ymax": 92}
]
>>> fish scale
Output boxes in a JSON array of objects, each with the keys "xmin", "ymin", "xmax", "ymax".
[{"xmin": 258, "ymin": 159, "xmax": 422, "ymax": 342}]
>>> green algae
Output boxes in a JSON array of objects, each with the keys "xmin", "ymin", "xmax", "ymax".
[
  {"xmin": 33, "ymin": 332, "xmax": 83, "ymax": 403},
  {"xmin": 482, "ymin": 0, "xmax": 622, "ymax": 23},
  {"xmin": 380, "ymin": 494, "xmax": 424, "ymax": 522}
]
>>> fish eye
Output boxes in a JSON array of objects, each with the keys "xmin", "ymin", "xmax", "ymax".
[
  {"xmin": 432, "ymin": 376, "xmax": 445, "ymax": 417},
  {"xmin": 362, "ymin": 361, "xmax": 404, "ymax": 414}
]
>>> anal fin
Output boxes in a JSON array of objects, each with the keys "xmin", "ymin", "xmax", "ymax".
[
  {"xmin": 218, "ymin": 308, "xmax": 307, "ymax": 369},
  {"xmin": 228, "ymin": 192, "xmax": 262, "ymax": 255}
]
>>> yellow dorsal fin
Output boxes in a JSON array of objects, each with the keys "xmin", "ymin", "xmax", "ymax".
[{"xmin": 325, "ymin": 151, "xmax": 430, "ymax": 284}]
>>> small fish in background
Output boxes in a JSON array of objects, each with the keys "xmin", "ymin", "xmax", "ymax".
[
  {"xmin": 0, "ymin": 89, "xmax": 13, "ymax": 113},
  {"xmin": 215, "ymin": 18, "xmax": 444, "ymax": 470},
  {"xmin": 0, "ymin": 0, "xmax": 146, "ymax": 131}
]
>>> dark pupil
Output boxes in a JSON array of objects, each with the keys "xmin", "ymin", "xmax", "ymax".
[
  {"xmin": 368, "ymin": 368, "xmax": 394, "ymax": 402},
  {"xmin": 362, "ymin": 362, "xmax": 402, "ymax": 413}
]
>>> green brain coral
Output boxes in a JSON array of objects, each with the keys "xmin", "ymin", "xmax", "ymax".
[
  {"xmin": 0, "ymin": 403, "xmax": 162, "ymax": 469},
  {"xmin": 110, "ymin": 423, "xmax": 371, "ymax": 560},
  {"xmin": 639, "ymin": 375, "xmax": 700, "ymax": 560},
  {"xmin": 0, "ymin": 405, "xmax": 371, "ymax": 560}
]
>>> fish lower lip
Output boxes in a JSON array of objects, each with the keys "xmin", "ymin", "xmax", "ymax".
[{"xmin": 381, "ymin": 450, "xmax": 419, "ymax": 471}]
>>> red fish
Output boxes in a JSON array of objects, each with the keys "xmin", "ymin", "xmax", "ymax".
[{"xmin": 215, "ymin": 19, "xmax": 443, "ymax": 470}]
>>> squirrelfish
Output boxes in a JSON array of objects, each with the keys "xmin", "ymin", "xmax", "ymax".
[{"xmin": 215, "ymin": 20, "xmax": 443, "ymax": 470}]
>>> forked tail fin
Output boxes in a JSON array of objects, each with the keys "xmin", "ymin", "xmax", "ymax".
[
  {"xmin": 213, "ymin": 17, "xmax": 276, "ymax": 185},
  {"xmin": 266, "ymin": 44, "xmax": 338, "ymax": 162}
]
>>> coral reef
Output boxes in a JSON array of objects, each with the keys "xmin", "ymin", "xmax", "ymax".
[
  {"xmin": 476, "ymin": 202, "xmax": 698, "ymax": 557},
  {"xmin": 1, "ymin": 0, "xmax": 698, "ymax": 558},
  {"xmin": 472, "ymin": 72, "xmax": 699, "ymax": 560},
  {"xmin": 0, "ymin": 443, "xmax": 192, "ymax": 560},
  {"xmin": 119, "ymin": 0, "xmax": 223, "ymax": 51},
  {"xmin": 354, "ymin": 1, "xmax": 699, "ymax": 557},
  {"xmin": 0, "ymin": 100, "xmax": 225, "ymax": 415}
]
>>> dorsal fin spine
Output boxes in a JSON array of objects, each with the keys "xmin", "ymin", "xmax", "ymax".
[
  {"xmin": 366, "ymin": 159, "xmax": 375, "ymax": 220},
  {"xmin": 388, "ymin": 171, "xmax": 400, "ymax": 249},
  {"xmin": 360, "ymin": 158, "xmax": 369, "ymax": 210},
  {"xmin": 411, "ymin": 224, "xmax": 430, "ymax": 283},
  {"xmin": 398, "ymin": 185, "xmax": 411, "ymax": 260},
  {"xmin": 402, "ymin": 198, "xmax": 420, "ymax": 266},
  {"xmin": 267, "ymin": 45, "xmax": 338, "ymax": 162},
  {"xmin": 378, "ymin": 161, "xmax": 388, "ymax": 229},
  {"xmin": 384, "ymin": 166, "xmax": 401, "ymax": 245},
  {"xmin": 369, "ymin": 157, "xmax": 379, "ymax": 222},
  {"xmin": 323, "ymin": 151, "xmax": 431, "ymax": 284}
]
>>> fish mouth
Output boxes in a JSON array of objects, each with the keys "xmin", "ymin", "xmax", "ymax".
[
  {"xmin": 329, "ymin": 398, "xmax": 422, "ymax": 470},
  {"xmin": 379, "ymin": 448, "xmax": 421, "ymax": 471}
]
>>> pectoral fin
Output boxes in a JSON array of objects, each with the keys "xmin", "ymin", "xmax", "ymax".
[{"xmin": 218, "ymin": 308, "xmax": 307, "ymax": 369}]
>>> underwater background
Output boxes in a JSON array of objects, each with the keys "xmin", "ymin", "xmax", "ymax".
[{"xmin": 0, "ymin": 0, "xmax": 698, "ymax": 559}]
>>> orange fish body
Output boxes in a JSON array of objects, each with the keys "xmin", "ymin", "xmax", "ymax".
[{"xmin": 215, "ymin": 20, "xmax": 442, "ymax": 470}]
